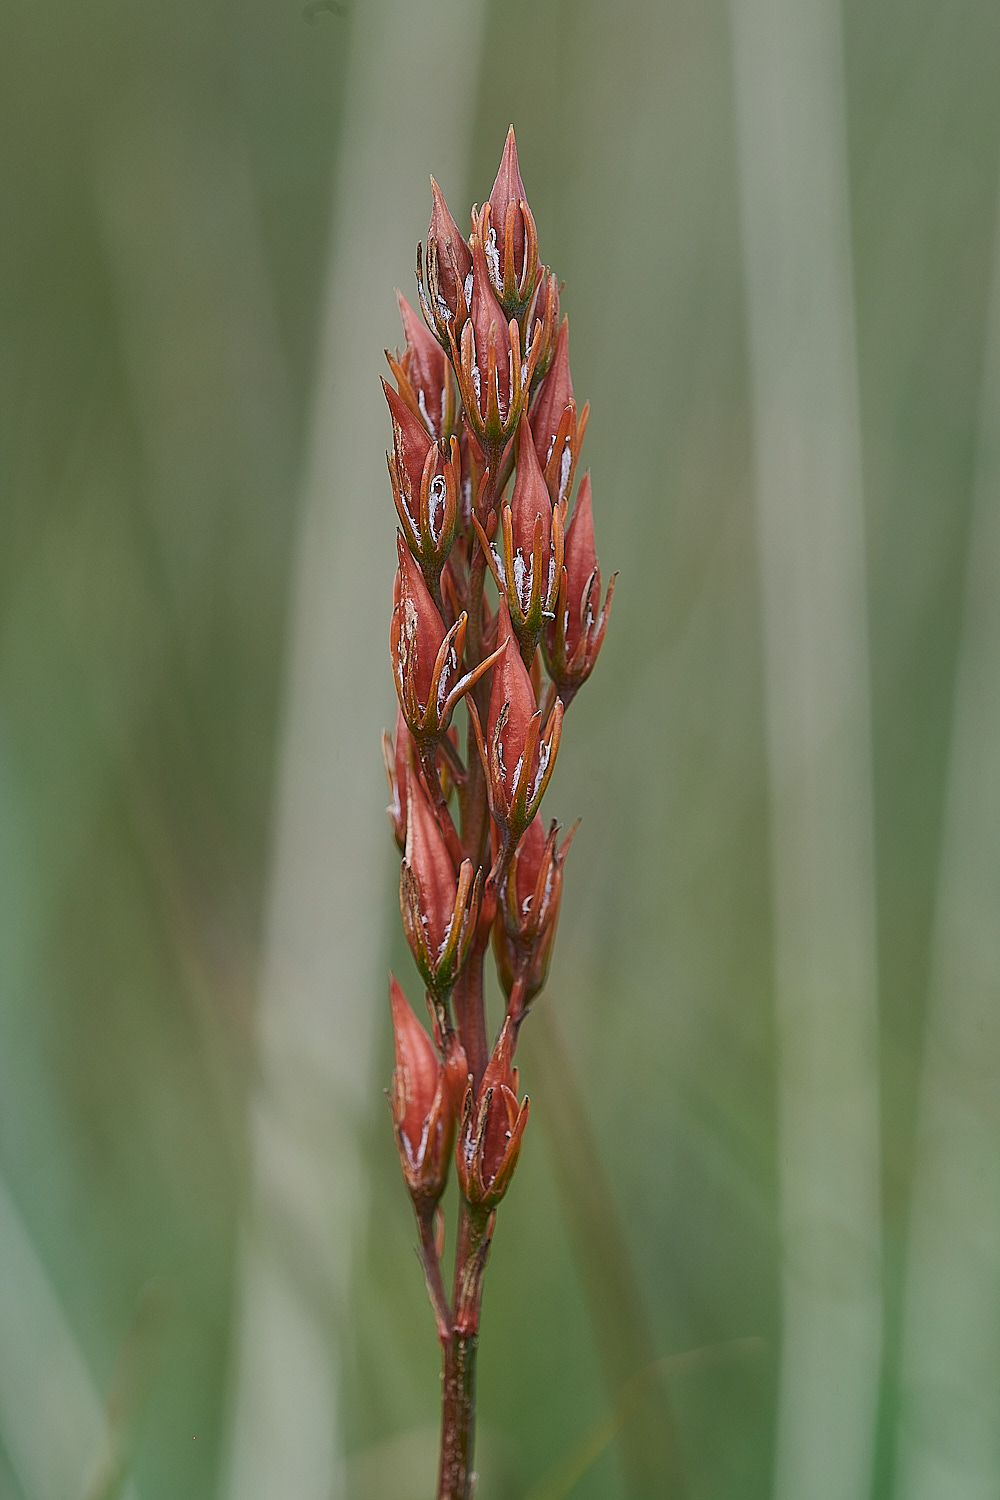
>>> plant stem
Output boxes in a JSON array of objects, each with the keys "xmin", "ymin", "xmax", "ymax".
[
  {"xmin": 419, "ymin": 743, "xmax": 466, "ymax": 871},
  {"xmin": 417, "ymin": 1208, "xmax": 452, "ymax": 1348},
  {"xmin": 451, "ymin": 453, "xmax": 500, "ymax": 1090},
  {"xmin": 437, "ymin": 1331, "xmax": 479, "ymax": 1500},
  {"xmin": 451, "ymin": 947, "xmax": 488, "ymax": 1091},
  {"xmin": 437, "ymin": 441, "xmax": 508, "ymax": 1497},
  {"xmin": 437, "ymin": 1203, "xmax": 492, "ymax": 1500},
  {"xmin": 461, "ymin": 696, "xmax": 489, "ymax": 875}
]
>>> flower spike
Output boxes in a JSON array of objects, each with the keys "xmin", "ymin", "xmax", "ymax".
[{"xmin": 382, "ymin": 130, "xmax": 611, "ymax": 1495}]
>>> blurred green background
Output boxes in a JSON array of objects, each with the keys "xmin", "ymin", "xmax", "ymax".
[{"xmin": 2, "ymin": 0, "xmax": 1000, "ymax": 1497}]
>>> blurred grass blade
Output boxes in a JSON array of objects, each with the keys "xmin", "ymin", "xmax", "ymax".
[
  {"xmin": 730, "ymin": 1, "xmax": 883, "ymax": 1497},
  {"xmin": 526, "ymin": 1403, "xmax": 623, "ymax": 1500},
  {"xmin": 0, "ymin": 1172, "xmax": 138, "ymax": 1500},
  {"xmin": 84, "ymin": 1283, "xmax": 170, "ymax": 1500},
  {"xmin": 893, "ymin": 176, "xmax": 1000, "ymax": 1500},
  {"xmin": 217, "ymin": 3, "xmax": 487, "ymax": 1498},
  {"xmin": 525, "ymin": 1340, "xmax": 764, "ymax": 1500},
  {"xmin": 93, "ymin": 90, "xmax": 296, "ymax": 674},
  {"xmin": 528, "ymin": 1005, "xmax": 686, "ymax": 1497}
]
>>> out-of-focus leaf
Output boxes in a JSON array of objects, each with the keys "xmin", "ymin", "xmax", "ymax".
[
  {"xmin": 84, "ymin": 1283, "xmax": 170, "ymax": 1500},
  {"xmin": 525, "ymin": 1341, "xmax": 764, "ymax": 1500}
]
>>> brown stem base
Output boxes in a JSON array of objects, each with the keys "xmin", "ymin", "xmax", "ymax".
[
  {"xmin": 436, "ymin": 1331, "xmax": 479, "ymax": 1500},
  {"xmin": 436, "ymin": 1203, "xmax": 492, "ymax": 1498}
]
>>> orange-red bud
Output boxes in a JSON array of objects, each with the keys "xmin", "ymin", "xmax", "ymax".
[
  {"xmin": 382, "ymin": 705, "xmax": 414, "ymax": 848},
  {"xmin": 404, "ymin": 764, "xmax": 457, "ymax": 956},
  {"xmin": 493, "ymin": 817, "xmax": 576, "ymax": 1006},
  {"xmin": 400, "ymin": 763, "xmax": 482, "ymax": 993},
  {"xmin": 564, "ymin": 476, "xmax": 597, "ymax": 657},
  {"xmin": 522, "ymin": 267, "xmax": 560, "ymax": 383},
  {"xmin": 489, "ymin": 128, "xmax": 528, "ymax": 280},
  {"xmin": 475, "ymin": 416, "xmax": 563, "ymax": 663},
  {"xmin": 391, "ymin": 537, "xmax": 447, "ymax": 714},
  {"xmin": 469, "ymin": 597, "xmax": 562, "ymax": 845},
  {"xmin": 488, "ymin": 599, "xmax": 540, "ymax": 800},
  {"xmin": 394, "ymin": 291, "xmax": 452, "ymax": 439},
  {"xmin": 469, "ymin": 235, "xmax": 510, "ymax": 416},
  {"xmin": 510, "ymin": 813, "xmax": 548, "ymax": 915},
  {"xmin": 384, "ymin": 380, "xmax": 435, "ymax": 503},
  {"xmin": 480, "ymin": 126, "xmax": 539, "ymax": 315},
  {"xmin": 383, "ymin": 710, "xmax": 462, "ymax": 851},
  {"xmin": 429, "ymin": 179, "xmax": 472, "ymax": 312},
  {"xmin": 454, "ymin": 236, "xmax": 539, "ymax": 450},
  {"xmin": 384, "ymin": 380, "xmax": 459, "ymax": 587},
  {"xmin": 391, "ymin": 534, "xmax": 501, "ymax": 740},
  {"xmin": 389, "ymin": 975, "xmax": 467, "ymax": 1209},
  {"xmin": 529, "ymin": 318, "xmax": 589, "ymax": 506},
  {"xmin": 530, "ymin": 318, "xmax": 572, "ymax": 462},
  {"xmin": 417, "ymin": 178, "xmax": 473, "ymax": 349},
  {"xmin": 543, "ymin": 473, "xmax": 615, "ymax": 706},
  {"xmin": 510, "ymin": 415, "xmax": 552, "ymax": 573},
  {"xmin": 456, "ymin": 1016, "xmax": 529, "ymax": 1209}
]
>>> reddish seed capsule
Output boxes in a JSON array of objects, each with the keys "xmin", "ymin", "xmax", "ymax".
[
  {"xmin": 509, "ymin": 415, "xmax": 553, "ymax": 589},
  {"xmin": 382, "ymin": 705, "xmax": 414, "ymax": 849},
  {"xmin": 493, "ymin": 817, "xmax": 577, "ymax": 1008},
  {"xmin": 468, "ymin": 596, "xmax": 562, "ymax": 847},
  {"xmin": 455, "ymin": 234, "xmax": 540, "ymax": 449},
  {"xmin": 456, "ymin": 1016, "xmax": 529, "ymax": 1210},
  {"xmin": 543, "ymin": 473, "xmax": 616, "ymax": 706},
  {"xmin": 404, "ymin": 764, "xmax": 460, "ymax": 957},
  {"xmin": 522, "ymin": 265, "xmax": 560, "ymax": 383},
  {"xmin": 395, "ymin": 291, "xmax": 452, "ymax": 439},
  {"xmin": 384, "ymin": 381, "xmax": 436, "ymax": 512},
  {"xmin": 469, "ymin": 235, "xmax": 511, "ymax": 420},
  {"xmin": 391, "ymin": 534, "xmax": 502, "ymax": 742},
  {"xmin": 399, "ymin": 762, "xmax": 481, "ymax": 995},
  {"xmin": 488, "ymin": 597, "xmax": 542, "ymax": 804},
  {"xmin": 384, "ymin": 380, "xmax": 460, "ymax": 586},
  {"xmin": 417, "ymin": 178, "xmax": 474, "ymax": 350},
  {"xmin": 479, "ymin": 126, "xmax": 539, "ymax": 316},
  {"xmin": 529, "ymin": 318, "xmax": 589, "ymax": 507},
  {"xmin": 389, "ymin": 974, "xmax": 467, "ymax": 1210},
  {"xmin": 391, "ymin": 538, "xmax": 447, "ymax": 717},
  {"xmin": 428, "ymin": 179, "xmax": 472, "ymax": 320},
  {"xmin": 475, "ymin": 414, "xmax": 563, "ymax": 664}
]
